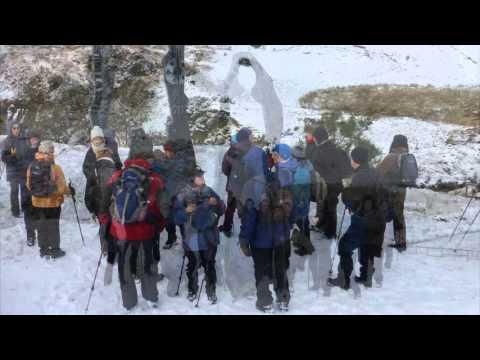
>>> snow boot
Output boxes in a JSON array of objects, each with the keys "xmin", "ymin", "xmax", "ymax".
[
  {"xmin": 277, "ymin": 301, "xmax": 289, "ymax": 312},
  {"xmin": 389, "ymin": 243, "xmax": 407, "ymax": 253},
  {"xmin": 50, "ymin": 248, "xmax": 66, "ymax": 259},
  {"xmin": 187, "ymin": 291, "xmax": 197, "ymax": 302},
  {"xmin": 327, "ymin": 276, "xmax": 350, "ymax": 290},
  {"xmin": 256, "ymin": 303, "xmax": 274, "ymax": 313},
  {"xmin": 40, "ymin": 248, "xmax": 51, "ymax": 258},
  {"xmin": 163, "ymin": 241, "xmax": 175, "ymax": 250},
  {"xmin": 207, "ymin": 293, "xmax": 218, "ymax": 304},
  {"xmin": 147, "ymin": 300, "xmax": 159, "ymax": 309}
]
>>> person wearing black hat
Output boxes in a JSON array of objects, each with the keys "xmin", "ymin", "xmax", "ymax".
[
  {"xmin": 305, "ymin": 126, "xmax": 352, "ymax": 239},
  {"xmin": 328, "ymin": 147, "xmax": 386, "ymax": 289},
  {"xmin": 376, "ymin": 134, "xmax": 410, "ymax": 252},
  {"xmin": 173, "ymin": 167, "xmax": 226, "ymax": 304}
]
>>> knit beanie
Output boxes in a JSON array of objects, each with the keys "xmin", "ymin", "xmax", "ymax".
[
  {"xmin": 90, "ymin": 126, "xmax": 104, "ymax": 140},
  {"xmin": 351, "ymin": 146, "xmax": 369, "ymax": 165},
  {"xmin": 390, "ymin": 134, "xmax": 409, "ymax": 153},
  {"xmin": 237, "ymin": 127, "xmax": 252, "ymax": 143},
  {"xmin": 273, "ymin": 144, "xmax": 292, "ymax": 160},
  {"xmin": 38, "ymin": 140, "xmax": 55, "ymax": 154}
]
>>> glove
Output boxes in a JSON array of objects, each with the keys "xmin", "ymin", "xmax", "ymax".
[
  {"xmin": 240, "ymin": 242, "xmax": 252, "ymax": 257},
  {"xmin": 104, "ymin": 263, "xmax": 113, "ymax": 286}
]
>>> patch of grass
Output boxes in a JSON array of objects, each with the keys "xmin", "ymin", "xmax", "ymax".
[{"xmin": 300, "ymin": 84, "xmax": 480, "ymax": 126}]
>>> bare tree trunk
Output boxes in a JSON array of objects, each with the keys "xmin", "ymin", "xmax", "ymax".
[
  {"xmin": 90, "ymin": 45, "xmax": 115, "ymax": 129},
  {"xmin": 163, "ymin": 45, "xmax": 196, "ymax": 175}
]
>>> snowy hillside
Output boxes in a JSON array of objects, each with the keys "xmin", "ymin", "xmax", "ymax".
[
  {"xmin": 1, "ymin": 145, "xmax": 479, "ymax": 315},
  {"xmin": 146, "ymin": 45, "xmax": 480, "ymax": 189}
]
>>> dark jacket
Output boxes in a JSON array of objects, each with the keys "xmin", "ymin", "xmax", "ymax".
[
  {"xmin": 235, "ymin": 141, "xmax": 268, "ymax": 209},
  {"xmin": 173, "ymin": 184, "xmax": 225, "ymax": 251},
  {"xmin": 341, "ymin": 164, "xmax": 386, "ymax": 251},
  {"xmin": 98, "ymin": 158, "xmax": 167, "ymax": 241},
  {"xmin": 222, "ymin": 143, "xmax": 246, "ymax": 193},
  {"xmin": 1, "ymin": 128, "xmax": 29, "ymax": 182},
  {"xmin": 83, "ymin": 141, "xmax": 122, "ymax": 215},
  {"xmin": 306, "ymin": 140, "xmax": 352, "ymax": 185}
]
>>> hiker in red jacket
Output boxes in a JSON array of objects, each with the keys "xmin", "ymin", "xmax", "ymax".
[{"xmin": 98, "ymin": 132, "xmax": 169, "ymax": 311}]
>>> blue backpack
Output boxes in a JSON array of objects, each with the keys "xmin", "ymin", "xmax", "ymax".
[
  {"xmin": 292, "ymin": 161, "xmax": 312, "ymax": 218},
  {"xmin": 111, "ymin": 166, "xmax": 151, "ymax": 224}
]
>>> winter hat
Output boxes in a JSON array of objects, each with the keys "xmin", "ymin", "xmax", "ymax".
[
  {"xmin": 26, "ymin": 128, "xmax": 42, "ymax": 140},
  {"xmin": 90, "ymin": 126, "xmax": 104, "ymax": 140},
  {"xmin": 273, "ymin": 144, "xmax": 292, "ymax": 160},
  {"xmin": 313, "ymin": 126, "xmax": 329, "ymax": 143},
  {"xmin": 129, "ymin": 128, "xmax": 153, "ymax": 159},
  {"xmin": 291, "ymin": 143, "xmax": 306, "ymax": 159},
  {"xmin": 351, "ymin": 146, "xmax": 369, "ymax": 165},
  {"xmin": 236, "ymin": 127, "xmax": 252, "ymax": 143},
  {"xmin": 38, "ymin": 140, "xmax": 55, "ymax": 154},
  {"xmin": 389, "ymin": 134, "xmax": 409, "ymax": 152}
]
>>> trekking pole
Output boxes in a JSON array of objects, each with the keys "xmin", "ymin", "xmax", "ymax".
[
  {"xmin": 85, "ymin": 247, "xmax": 104, "ymax": 314},
  {"xmin": 448, "ymin": 194, "xmax": 475, "ymax": 243},
  {"xmin": 175, "ymin": 254, "xmax": 186, "ymax": 296},
  {"xmin": 455, "ymin": 207, "xmax": 480, "ymax": 252},
  {"xmin": 195, "ymin": 277, "xmax": 205, "ymax": 308},
  {"xmin": 68, "ymin": 180, "xmax": 85, "ymax": 247},
  {"xmin": 328, "ymin": 206, "xmax": 347, "ymax": 276}
]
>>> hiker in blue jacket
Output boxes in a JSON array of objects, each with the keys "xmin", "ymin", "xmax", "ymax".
[
  {"xmin": 240, "ymin": 143, "xmax": 294, "ymax": 313},
  {"xmin": 174, "ymin": 168, "xmax": 225, "ymax": 304}
]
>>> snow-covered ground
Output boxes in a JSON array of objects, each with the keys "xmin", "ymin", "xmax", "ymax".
[{"xmin": 1, "ymin": 145, "xmax": 479, "ymax": 315}]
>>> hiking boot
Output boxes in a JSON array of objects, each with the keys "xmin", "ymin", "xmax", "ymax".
[
  {"xmin": 147, "ymin": 300, "xmax": 159, "ymax": 309},
  {"xmin": 27, "ymin": 237, "xmax": 35, "ymax": 247},
  {"xmin": 354, "ymin": 274, "xmax": 367, "ymax": 283},
  {"xmin": 50, "ymin": 248, "xmax": 66, "ymax": 259},
  {"xmin": 40, "ymin": 248, "xmax": 51, "ymax": 258},
  {"xmin": 207, "ymin": 293, "xmax": 218, "ymax": 304},
  {"xmin": 187, "ymin": 291, "xmax": 197, "ymax": 302},
  {"xmin": 256, "ymin": 303, "xmax": 274, "ymax": 313},
  {"xmin": 218, "ymin": 225, "xmax": 232, "ymax": 238},
  {"xmin": 163, "ymin": 241, "xmax": 175, "ymax": 250},
  {"xmin": 327, "ymin": 277, "xmax": 350, "ymax": 290},
  {"xmin": 389, "ymin": 243, "xmax": 407, "ymax": 253},
  {"xmin": 277, "ymin": 301, "xmax": 289, "ymax": 312}
]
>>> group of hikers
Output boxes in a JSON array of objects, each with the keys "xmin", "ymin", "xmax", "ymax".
[{"xmin": 1, "ymin": 121, "xmax": 418, "ymax": 313}]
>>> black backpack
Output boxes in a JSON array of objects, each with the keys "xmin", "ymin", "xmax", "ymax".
[
  {"xmin": 229, "ymin": 151, "xmax": 248, "ymax": 200},
  {"xmin": 29, "ymin": 160, "xmax": 56, "ymax": 197},
  {"xmin": 397, "ymin": 153, "xmax": 418, "ymax": 187}
]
